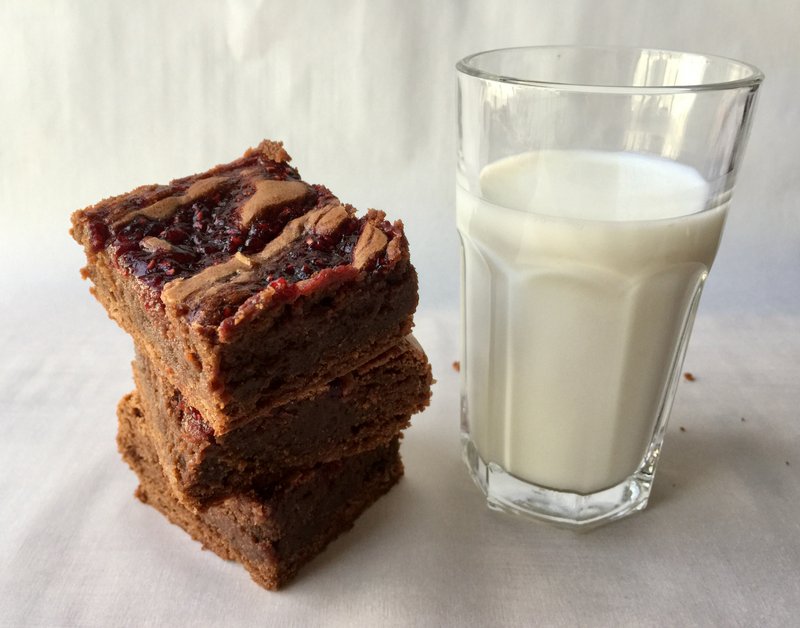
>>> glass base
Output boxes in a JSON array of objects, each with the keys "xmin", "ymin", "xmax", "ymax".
[{"xmin": 462, "ymin": 436, "xmax": 652, "ymax": 530}]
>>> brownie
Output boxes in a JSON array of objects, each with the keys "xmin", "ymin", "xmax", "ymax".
[
  {"xmin": 72, "ymin": 140, "xmax": 418, "ymax": 434},
  {"xmin": 133, "ymin": 335, "xmax": 431, "ymax": 509},
  {"xmin": 118, "ymin": 392, "xmax": 403, "ymax": 590}
]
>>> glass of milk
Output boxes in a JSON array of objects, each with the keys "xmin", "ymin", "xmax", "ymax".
[{"xmin": 456, "ymin": 47, "xmax": 762, "ymax": 528}]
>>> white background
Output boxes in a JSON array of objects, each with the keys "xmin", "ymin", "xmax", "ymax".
[{"xmin": 2, "ymin": 2, "xmax": 799, "ymax": 626}]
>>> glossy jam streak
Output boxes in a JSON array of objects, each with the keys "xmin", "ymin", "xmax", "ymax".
[
  {"xmin": 197, "ymin": 217, "xmax": 365, "ymax": 328},
  {"xmin": 177, "ymin": 397, "xmax": 215, "ymax": 444},
  {"xmin": 111, "ymin": 182, "xmax": 322, "ymax": 290},
  {"xmin": 87, "ymin": 156, "xmax": 334, "ymax": 297},
  {"xmin": 258, "ymin": 221, "xmax": 362, "ymax": 286},
  {"xmin": 87, "ymin": 221, "xmax": 110, "ymax": 252}
]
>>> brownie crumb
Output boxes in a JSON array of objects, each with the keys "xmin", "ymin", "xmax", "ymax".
[
  {"xmin": 683, "ymin": 372, "xmax": 696, "ymax": 382},
  {"xmin": 679, "ymin": 426, "xmax": 686, "ymax": 432},
  {"xmin": 452, "ymin": 361, "xmax": 460, "ymax": 373}
]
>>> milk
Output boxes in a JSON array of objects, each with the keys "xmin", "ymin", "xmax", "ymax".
[{"xmin": 457, "ymin": 150, "xmax": 727, "ymax": 495}]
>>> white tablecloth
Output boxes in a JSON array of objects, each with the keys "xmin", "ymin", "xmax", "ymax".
[{"xmin": 2, "ymin": 264, "xmax": 799, "ymax": 627}]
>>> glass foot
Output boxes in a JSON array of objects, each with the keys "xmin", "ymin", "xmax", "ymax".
[{"xmin": 462, "ymin": 436, "xmax": 652, "ymax": 530}]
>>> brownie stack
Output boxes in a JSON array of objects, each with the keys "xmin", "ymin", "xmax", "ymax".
[{"xmin": 71, "ymin": 140, "xmax": 432, "ymax": 590}]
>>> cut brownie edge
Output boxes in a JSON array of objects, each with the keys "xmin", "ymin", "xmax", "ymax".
[{"xmin": 117, "ymin": 392, "xmax": 403, "ymax": 590}]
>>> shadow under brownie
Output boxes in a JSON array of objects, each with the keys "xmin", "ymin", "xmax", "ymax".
[
  {"xmin": 133, "ymin": 336, "xmax": 431, "ymax": 509},
  {"xmin": 72, "ymin": 140, "xmax": 418, "ymax": 434},
  {"xmin": 117, "ymin": 391, "xmax": 403, "ymax": 591}
]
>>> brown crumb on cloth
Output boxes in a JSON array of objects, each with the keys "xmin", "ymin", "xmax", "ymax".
[
  {"xmin": 683, "ymin": 372, "xmax": 696, "ymax": 382},
  {"xmin": 452, "ymin": 361, "xmax": 460, "ymax": 372}
]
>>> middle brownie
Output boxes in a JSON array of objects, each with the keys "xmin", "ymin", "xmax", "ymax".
[{"xmin": 133, "ymin": 336, "xmax": 432, "ymax": 509}]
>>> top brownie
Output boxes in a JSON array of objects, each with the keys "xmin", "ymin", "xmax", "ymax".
[{"xmin": 72, "ymin": 141, "xmax": 418, "ymax": 433}]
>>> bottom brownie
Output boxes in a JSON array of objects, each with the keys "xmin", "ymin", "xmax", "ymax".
[{"xmin": 117, "ymin": 392, "xmax": 403, "ymax": 590}]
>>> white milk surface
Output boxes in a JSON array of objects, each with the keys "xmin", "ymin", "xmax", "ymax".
[{"xmin": 457, "ymin": 150, "xmax": 727, "ymax": 494}]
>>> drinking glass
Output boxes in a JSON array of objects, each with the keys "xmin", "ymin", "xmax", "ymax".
[{"xmin": 456, "ymin": 46, "xmax": 763, "ymax": 528}]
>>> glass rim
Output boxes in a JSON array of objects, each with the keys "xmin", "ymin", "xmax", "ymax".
[{"xmin": 456, "ymin": 45, "xmax": 764, "ymax": 94}]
